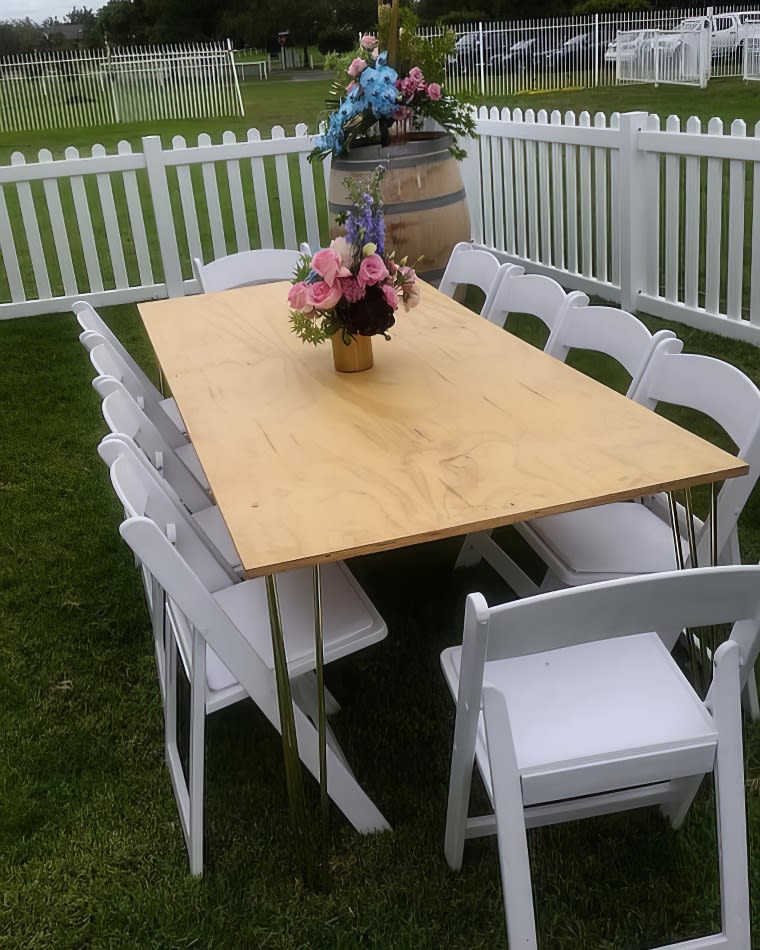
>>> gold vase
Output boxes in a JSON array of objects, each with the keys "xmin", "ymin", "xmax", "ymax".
[{"xmin": 331, "ymin": 333, "xmax": 374, "ymax": 373}]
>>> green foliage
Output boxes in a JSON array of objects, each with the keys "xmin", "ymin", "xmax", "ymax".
[
  {"xmin": 573, "ymin": 0, "xmax": 650, "ymax": 12},
  {"xmin": 437, "ymin": 11, "xmax": 492, "ymax": 26}
]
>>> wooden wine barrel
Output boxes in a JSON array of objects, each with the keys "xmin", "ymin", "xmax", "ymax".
[{"xmin": 328, "ymin": 133, "xmax": 471, "ymax": 282}]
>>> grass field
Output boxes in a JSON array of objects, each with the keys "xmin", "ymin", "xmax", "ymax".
[{"xmin": 2, "ymin": 72, "xmax": 760, "ymax": 948}]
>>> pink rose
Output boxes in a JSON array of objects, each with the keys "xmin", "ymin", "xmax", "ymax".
[
  {"xmin": 347, "ymin": 57, "xmax": 368, "ymax": 78},
  {"xmin": 393, "ymin": 106, "xmax": 413, "ymax": 122},
  {"xmin": 408, "ymin": 66, "xmax": 424, "ymax": 87},
  {"xmin": 308, "ymin": 279, "xmax": 342, "ymax": 310},
  {"xmin": 358, "ymin": 254, "xmax": 389, "ymax": 287},
  {"xmin": 311, "ymin": 248, "xmax": 349, "ymax": 286},
  {"xmin": 288, "ymin": 281, "xmax": 312, "ymax": 312},
  {"xmin": 346, "ymin": 80, "xmax": 357, "ymax": 94},
  {"xmin": 427, "ymin": 82, "xmax": 442, "ymax": 101},
  {"xmin": 381, "ymin": 283, "xmax": 399, "ymax": 310},
  {"xmin": 360, "ymin": 34, "xmax": 378, "ymax": 50}
]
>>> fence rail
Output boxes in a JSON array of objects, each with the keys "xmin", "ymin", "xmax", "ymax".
[{"xmin": 1, "ymin": 112, "xmax": 759, "ymax": 344}]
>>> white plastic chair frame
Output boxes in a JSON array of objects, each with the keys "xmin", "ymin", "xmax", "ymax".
[
  {"xmin": 442, "ymin": 565, "xmax": 760, "ymax": 949},
  {"xmin": 73, "ymin": 300, "xmax": 186, "ymax": 434},
  {"xmin": 543, "ymin": 303, "xmax": 677, "ymax": 399},
  {"xmin": 109, "ymin": 449, "xmax": 389, "ymax": 874},
  {"xmin": 481, "ymin": 267, "xmax": 589, "ymax": 331},
  {"xmin": 94, "ymin": 375, "xmax": 212, "ymax": 499},
  {"xmin": 85, "ymin": 334, "xmax": 187, "ymax": 450},
  {"xmin": 438, "ymin": 242, "xmax": 517, "ymax": 316},
  {"xmin": 192, "ymin": 248, "xmax": 303, "ymax": 293}
]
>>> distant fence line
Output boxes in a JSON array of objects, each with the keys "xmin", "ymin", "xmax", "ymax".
[
  {"xmin": 0, "ymin": 43, "xmax": 244, "ymax": 133},
  {"xmin": 435, "ymin": 5, "xmax": 749, "ymax": 98},
  {"xmin": 0, "ymin": 113, "xmax": 759, "ymax": 344}
]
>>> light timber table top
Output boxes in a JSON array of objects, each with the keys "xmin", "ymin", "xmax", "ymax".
[{"xmin": 139, "ymin": 281, "xmax": 747, "ymax": 578}]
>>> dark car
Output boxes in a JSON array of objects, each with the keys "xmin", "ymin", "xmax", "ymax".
[
  {"xmin": 452, "ymin": 29, "xmax": 510, "ymax": 72},
  {"xmin": 544, "ymin": 29, "xmax": 619, "ymax": 69},
  {"xmin": 490, "ymin": 32, "xmax": 570, "ymax": 74}
]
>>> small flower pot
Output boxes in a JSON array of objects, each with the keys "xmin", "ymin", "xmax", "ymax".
[{"xmin": 331, "ymin": 333, "xmax": 374, "ymax": 372}]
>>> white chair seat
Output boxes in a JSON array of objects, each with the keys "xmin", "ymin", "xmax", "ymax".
[
  {"xmin": 213, "ymin": 561, "xmax": 386, "ymax": 680},
  {"xmin": 442, "ymin": 632, "xmax": 717, "ymax": 808},
  {"xmin": 192, "ymin": 506, "xmax": 241, "ymax": 570},
  {"xmin": 175, "ymin": 442, "xmax": 210, "ymax": 491},
  {"xmin": 160, "ymin": 396, "xmax": 185, "ymax": 433},
  {"xmin": 523, "ymin": 502, "xmax": 687, "ymax": 578}
]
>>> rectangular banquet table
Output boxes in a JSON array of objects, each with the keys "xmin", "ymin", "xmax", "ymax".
[
  {"xmin": 139, "ymin": 280, "xmax": 746, "ymax": 579},
  {"xmin": 138, "ymin": 279, "xmax": 747, "ymax": 834}
]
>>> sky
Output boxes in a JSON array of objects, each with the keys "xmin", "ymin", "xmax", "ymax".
[{"xmin": 0, "ymin": 0, "xmax": 105, "ymax": 22}]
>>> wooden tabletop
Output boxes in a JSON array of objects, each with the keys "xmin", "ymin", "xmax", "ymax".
[{"xmin": 139, "ymin": 282, "xmax": 747, "ymax": 577}]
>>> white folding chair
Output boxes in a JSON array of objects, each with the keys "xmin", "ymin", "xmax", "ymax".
[
  {"xmin": 72, "ymin": 300, "xmax": 186, "ymax": 435},
  {"xmin": 112, "ymin": 447, "xmax": 388, "ymax": 874},
  {"xmin": 442, "ymin": 566, "xmax": 759, "ymax": 949},
  {"xmin": 98, "ymin": 433, "xmax": 242, "ymax": 574},
  {"xmin": 94, "ymin": 375, "xmax": 212, "ymax": 500},
  {"xmin": 543, "ymin": 304, "xmax": 677, "ymax": 399},
  {"xmin": 519, "ymin": 340, "xmax": 760, "ymax": 593},
  {"xmin": 85, "ymin": 335, "xmax": 187, "ymax": 450},
  {"xmin": 438, "ymin": 242, "xmax": 516, "ymax": 317},
  {"xmin": 482, "ymin": 267, "xmax": 589, "ymax": 333},
  {"xmin": 192, "ymin": 248, "xmax": 303, "ymax": 293}
]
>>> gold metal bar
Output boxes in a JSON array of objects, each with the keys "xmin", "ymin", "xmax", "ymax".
[
  {"xmin": 266, "ymin": 573, "xmax": 314, "ymax": 884},
  {"xmin": 312, "ymin": 563, "xmax": 329, "ymax": 868},
  {"xmin": 684, "ymin": 487, "xmax": 698, "ymax": 569},
  {"xmin": 667, "ymin": 491, "xmax": 685, "ymax": 570}
]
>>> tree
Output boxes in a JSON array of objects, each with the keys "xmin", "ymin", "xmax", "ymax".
[{"xmin": 65, "ymin": 6, "xmax": 98, "ymax": 27}]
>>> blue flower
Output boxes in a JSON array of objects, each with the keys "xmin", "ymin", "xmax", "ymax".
[{"xmin": 359, "ymin": 59, "xmax": 399, "ymax": 120}]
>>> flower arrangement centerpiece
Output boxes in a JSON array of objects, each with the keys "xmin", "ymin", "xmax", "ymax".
[
  {"xmin": 309, "ymin": 6, "xmax": 476, "ymax": 162},
  {"xmin": 288, "ymin": 167, "xmax": 419, "ymax": 372}
]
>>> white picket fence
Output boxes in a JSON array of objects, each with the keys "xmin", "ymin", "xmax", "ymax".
[
  {"xmin": 1, "ymin": 112, "xmax": 759, "ymax": 344},
  {"xmin": 0, "ymin": 43, "xmax": 244, "ymax": 133},
  {"xmin": 468, "ymin": 107, "xmax": 760, "ymax": 343}
]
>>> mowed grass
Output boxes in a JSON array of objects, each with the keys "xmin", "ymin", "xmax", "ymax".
[{"xmin": 2, "ymin": 74, "xmax": 760, "ymax": 948}]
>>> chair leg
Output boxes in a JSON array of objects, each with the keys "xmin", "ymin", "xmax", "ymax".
[
  {"xmin": 660, "ymin": 773, "xmax": 704, "ymax": 829},
  {"xmin": 711, "ymin": 641, "xmax": 751, "ymax": 948},
  {"xmin": 483, "ymin": 688, "xmax": 539, "ymax": 949},
  {"xmin": 454, "ymin": 531, "xmax": 487, "ymax": 569},
  {"xmin": 187, "ymin": 629, "xmax": 207, "ymax": 877},
  {"xmin": 740, "ymin": 674, "xmax": 760, "ymax": 722}
]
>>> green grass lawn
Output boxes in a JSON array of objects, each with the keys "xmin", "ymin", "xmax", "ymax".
[{"xmin": 2, "ymin": 73, "xmax": 760, "ymax": 948}]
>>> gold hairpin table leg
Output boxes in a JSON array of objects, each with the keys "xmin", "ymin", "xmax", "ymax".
[{"xmin": 667, "ymin": 485, "xmax": 719, "ymax": 696}]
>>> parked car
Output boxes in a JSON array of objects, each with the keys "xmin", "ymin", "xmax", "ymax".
[
  {"xmin": 490, "ymin": 32, "xmax": 568, "ymax": 73},
  {"xmin": 451, "ymin": 29, "xmax": 509, "ymax": 72}
]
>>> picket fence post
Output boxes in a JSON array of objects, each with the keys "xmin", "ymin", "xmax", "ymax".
[
  {"xmin": 616, "ymin": 112, "xmax": 654, "ymax": 313},
  {"xmin": 142, "ymin": 134, "xmax": 184, "ymax": 298}
]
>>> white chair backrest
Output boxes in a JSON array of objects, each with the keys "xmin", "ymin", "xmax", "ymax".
[
  {"xmin": 107, "ymin": 448, "xmax": 236, "ymax": 589},
  {"xmin": 120, "ymin": 515, "xmax": 274, "ymax": 714},
  {"xmin": 484, "ymin": 269, "xmax": 589, "ymax": 334},
  {"xmin": 95, "ymin": 378, "xmax": 211, "ymax": 514},
  {"xmin": 635, "ymin": 339, "xmax": 760, "ymax": 562},
  {"xmin": 544, "ymin": 305, "xmax": 678, "ymax": 399},
  {"xmin": 72, "ymin": 300, "xmax": 162, "ymax": 399},
  {"xmin": 193, "ymin": 248, "xmax": 303, "ymax": 293},
  {"xmin": 463, "ymin": 565, "xmax": 760, "ymax": 700},
  {"xmin": 88, "ymin": 340, "xmax": 185, "ymax": 448},
  {"xmin": 438, "ymin": 243, "xmax": 514, "ymax": 316}
]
